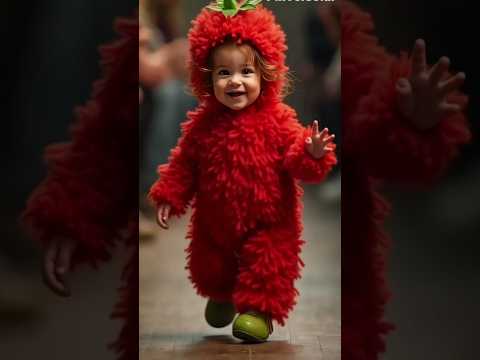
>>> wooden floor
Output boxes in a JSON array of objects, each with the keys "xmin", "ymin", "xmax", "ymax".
[{"xmin": 140, "ymin": 186, "xmax": 340, "ymax": 359}]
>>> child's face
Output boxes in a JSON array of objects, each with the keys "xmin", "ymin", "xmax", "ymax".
[{"xmin": 211, "ymin": 43, "xmax": 261, "ymax": 111}]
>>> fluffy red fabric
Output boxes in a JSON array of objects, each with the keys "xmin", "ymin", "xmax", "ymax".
[
  {"xmin": 150, "ymin": 5, "xmax": 337, "ymax": 326},
  {"xmin": 341, "ymin": 1, "xmax": 471, "ymax": 359},
  {"xmin": 22, "ymin": 17, "xmax": 138, "ymax": 360}
]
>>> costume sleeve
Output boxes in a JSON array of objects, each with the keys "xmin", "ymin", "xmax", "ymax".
[
  {"xmin": 148, "ymin": 118, "xmax": 198, "ymax": 217},
  {"xmin": 281, "ymin": 106, "xmax": 337, "ymax": 183},
  {"xmin": 21, "ymin": 18, "xmax": 138, "ymax": 268},
  {"xmin": 342, "ymin": 1, "xmax": 471, "ymax": 184}
]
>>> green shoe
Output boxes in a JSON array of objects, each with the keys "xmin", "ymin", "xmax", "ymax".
[
  {"xmin": 205, "ymin": 299, "xmax": 236, "ymax": 328},
  {"xmin": 232, "ymin": 311, "xmax": 273, "ymax": 342}
]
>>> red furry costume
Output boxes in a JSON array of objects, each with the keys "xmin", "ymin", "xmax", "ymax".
[
  {"xmin": 22, "ymin": 18, "xmax": 138, "ymax": 360},
  {"xmin": 149, "ymin": 6, "xmax": 337, "ymax": 326},
  {"xmin": 341, "ymin": 1, "xmax": 470, "ymax": 359}
]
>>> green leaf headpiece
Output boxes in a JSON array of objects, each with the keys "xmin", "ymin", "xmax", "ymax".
[{"xmin": 207, "ymin": 0, "xmax": 263, "ymax": 18}]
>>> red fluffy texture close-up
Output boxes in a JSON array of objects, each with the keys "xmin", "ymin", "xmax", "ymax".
[
  {"xmin": 188, "ymin": 5, "xmax": 288, "ymax": 103},
  {"xmin": 340, "ymin": 1, "xmax": 471, "ymax": 359},
  {"xmin": 21, "ymin": 17, "xmax": 138, "ymax": 360}
]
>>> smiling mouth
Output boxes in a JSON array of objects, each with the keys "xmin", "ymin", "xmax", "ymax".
[{"xmin": 226, "ymin": 91, "xmax": 246, "ymax": 98}]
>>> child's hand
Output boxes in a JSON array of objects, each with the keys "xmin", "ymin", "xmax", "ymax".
[
  {"xmin": 43, "ymin": 238, "xmax": 77, "ymax": 297},
  {"xmin": 305, "ymin": 120, "xmax": 336, "ymax": 159},
  {"xmin": 396, "ymin": 39, "xmax": 466, "ymax": 131},
  {"xmin": 156, "ymin": 204, "xmax": 171, "ymax": 230}
]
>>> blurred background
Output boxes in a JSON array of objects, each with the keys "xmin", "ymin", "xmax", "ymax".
[
  {"xmin": 2, "ymin": 1, "xmax": 136, "ymax": 359},
  {"xmin": 357, "ymin": 1, "xmax": 480, "ymax": 359}
]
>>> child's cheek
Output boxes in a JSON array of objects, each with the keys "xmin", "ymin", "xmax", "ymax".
[
  {"xmin": 251, "ymin": 78, "xmax": 261, "ymax": 102},
  {"xmin": 213, "ymin": 78, "xmax": 223, "ymax": 100}
]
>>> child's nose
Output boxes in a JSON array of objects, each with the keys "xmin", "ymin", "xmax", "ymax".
[{"xmin": 229, "ymin": 74, "xmax": 242, "ymax": 86}]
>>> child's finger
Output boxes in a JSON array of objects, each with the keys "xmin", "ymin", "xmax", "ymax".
[
  {"xmin": 156, "ymin": 206, "xmax": 167, "ymax": 228},
  {"xmin": 164, "ymin": 204, "xmax": 171, "ymax": 220},
  {"xmin": 439, "ymin": 102, "xmax": 462, "ymax": 116},
  {"xmin": 43, "ymin": 243, "xmax": 57, "ymax": 291},
  {"xmin": 428, "ymin": 56, "xmax": 450, "ymax": 86},
  {"xmin": 411, "ymin": 39, "xmax": 427, "ymax": 77},
  {"xmin": 55, "ymin": 241, "xmax": 75, "ymax": 296},
  {"xmin": 56, "ymin": 240, "xmax": 74, "ymax": 275},
  {"xmin": 316, "ymin": 128, "xmax": 328, "ymax": 140},
  {"xmin": 324, "ymin": 134, "xmax": 335, "ymax": 143},
  {"xmin": 55, "ymin": 274, "xmax": 70, "ymax": 296},
  {"xmin": 312, "ymin": 120, "xmax": 319, "ymax": 135},
  {"xmin": 43, "ymin": 242, "xmax": 68, "ymax": 296},
  {"xmin": 156, "ymin": 208, "xmax": 162, "ymax": 226},
  {"xmin": 305, "ymin": 137, "xmax": 314, "ymax": 155},
  {"xmin": 159, "ymin": 220, "xmax": 168, "ymax": 229},
  {"xmin": 438, "ymin": 72, "xmax": 466, "ymax": 98},
  {"xmin": 157, "ymin": 212, "xmax": 167, "ymax": 229},
  {"xmin": 159, "ymin": 205, "xmax": 170, "ymax": 229},
  {"xmin": 161, "ymin": 205, "xmax": 170, "ymax": 222}
]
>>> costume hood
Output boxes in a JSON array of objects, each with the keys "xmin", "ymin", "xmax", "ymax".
[{"xmin": 188, "ymin": 3, "xmax": 288, "ymax": 103}]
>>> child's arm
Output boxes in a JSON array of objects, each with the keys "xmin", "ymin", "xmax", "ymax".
[
  {"xmin": 148, "ymin": 119, "xmax": 198, "ymax": 222},
  {"xmin": 351, "ymin": 41, "xmax": 469, "ymax": 184},
  {"xmin": 22, "ymin": 105, "xmax": 137, "ymax": 295},
  {"xmin": 281, "ymin": 106, "xmax": 337, "ymax": 183},
  {"xmin": 342, "ymin": 2, "xmax": 471, "ymax": 184},
  {"xmin": 22, "ymin": 96, "xmax": 137, "ymax": 280}
]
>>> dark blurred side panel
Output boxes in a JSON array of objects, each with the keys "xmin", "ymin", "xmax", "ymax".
[
  {"xmin": 2, "ymin": 1, "xmax": 138, "ymax": 359},
  {"xmin": 344, "ymin": 1, "xmax": 478, "ymax": 359}
]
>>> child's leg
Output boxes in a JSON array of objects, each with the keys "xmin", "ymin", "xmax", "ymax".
[
  {"xmin": 232, "ymin": 227, "xmax": 304, "ymax": 326},
  {"xmin": 186, "ymin": 238, "xmax": 238, "ymax": 302}
]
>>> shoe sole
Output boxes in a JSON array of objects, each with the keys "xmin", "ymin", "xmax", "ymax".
[
  {"xmin": 206, "ymin": 319, "xmax": 234, "ymax": 328},
  {"xmin": 232, "ymin": 329, "xmax": 267, "ymax": 343}
]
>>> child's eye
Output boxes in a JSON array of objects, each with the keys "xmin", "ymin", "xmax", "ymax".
[
  {"xmin": 242, "ymin": 68, "xmax": 255, "ymax": 75},
  {"xmin": 218, "ymin": 69, "xmax": 230, "ymax": 76}
]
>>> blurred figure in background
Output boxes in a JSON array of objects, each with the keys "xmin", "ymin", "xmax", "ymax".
[{"xmin": 139, "ymin": 0, "xmax": 196, "ymax": 237}]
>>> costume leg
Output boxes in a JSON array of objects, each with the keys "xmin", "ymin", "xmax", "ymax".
[
  {"xmin": 342, "ymin": 213, "xmax": 394, "ymax": 360},
  {"xmin": 186, "ymin": 236, "xmax": 239, "ymax": 302},
  {"xmin": 109, "ymin": 247, "xmax": 138, "ymax": 360},
  {"xmin": 232, "ymin": 227, "xmax": 304, "ymax": 326},
  {"xmin": 342, "ymin": 289, "xmax": 393, "ymax": 360}
]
